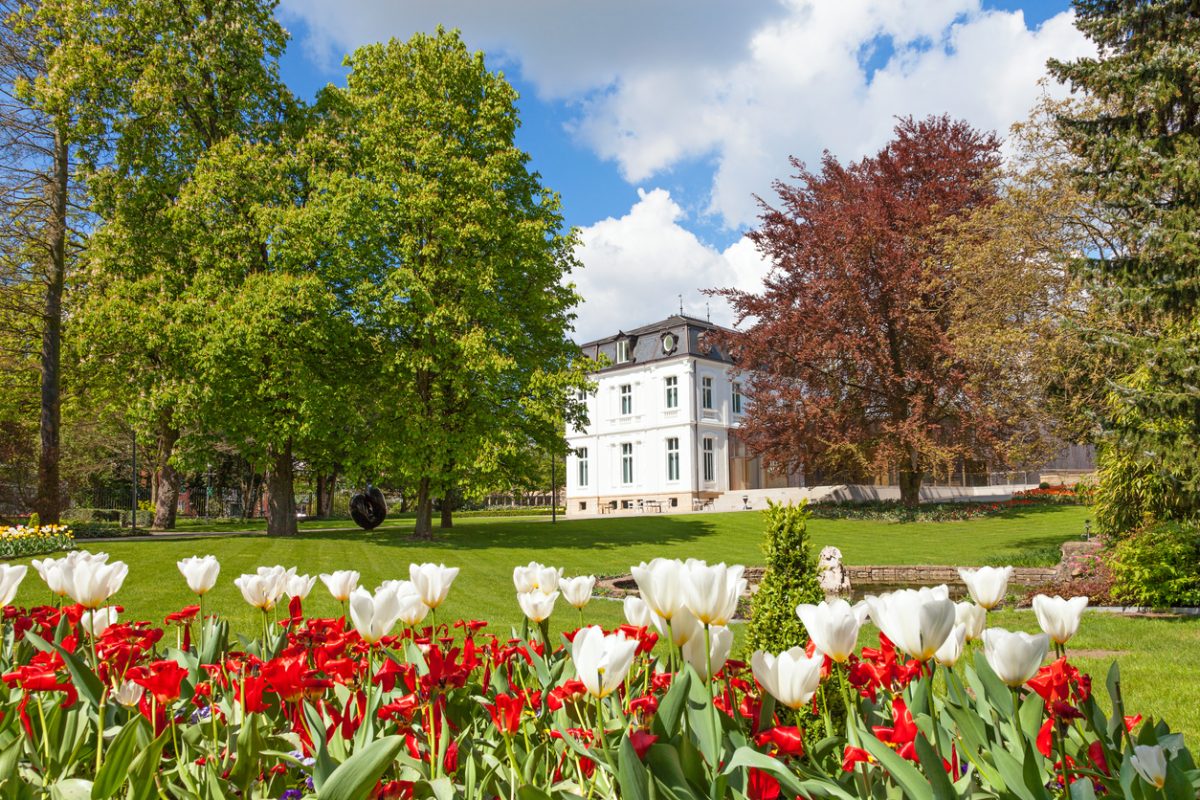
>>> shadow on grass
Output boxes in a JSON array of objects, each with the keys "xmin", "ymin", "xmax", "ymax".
[{"xmin": 285, "ymin": 513, "xmax": 725, "ymax": 554}]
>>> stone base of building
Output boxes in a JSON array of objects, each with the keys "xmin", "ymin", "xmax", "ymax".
[{"xmin": 565, "ymin": 491, "xmax": 722, "ymax": 516}]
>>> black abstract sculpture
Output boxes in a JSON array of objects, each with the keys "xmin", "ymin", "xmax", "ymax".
[{"xmin": 350, "ymin": 486, "xmax": 387, "ymax": 530}]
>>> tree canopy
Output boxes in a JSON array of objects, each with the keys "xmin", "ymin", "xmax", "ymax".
[{"xmin": 712, "ymin": 116, "xmax": 1020, "ymax": 507}]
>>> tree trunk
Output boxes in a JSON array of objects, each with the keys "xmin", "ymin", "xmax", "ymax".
[
  {"xmin": 152, "ymin": 424, "xmax": 181, "ymax": 529},
  {"xmin": 32, "ymin": 128, "xmax": 69, "ymax": 524},
  {"xmin": 898, "ymin": 458, "xmax": 922, "ymax": 509},
  {"xmin": 440, "ymin": 502, "xmax": 453, "ymax": 529},
  {"xmin": 315, "ymin": 474, "xmax": 329, "ymax": 517},
  {"xmin": 413, "ymin": 476, "xmax": 433, "ymax": 539},
  {"xmin": 266, "ymin": 441, "xmax": 297, "ymax": 536}
]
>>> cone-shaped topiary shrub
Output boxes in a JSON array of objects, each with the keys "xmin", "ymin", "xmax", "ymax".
[{"xmin": 744, "ymin": 499, "xmax": 824, "ymax": 655}]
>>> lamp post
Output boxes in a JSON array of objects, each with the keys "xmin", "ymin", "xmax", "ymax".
[{"xmin": 551, "ymin": 452, "xmax": 557, "ymax": 524}]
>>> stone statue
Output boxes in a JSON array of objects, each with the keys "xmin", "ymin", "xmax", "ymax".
[{"xmin": 817, "ymin": 545, "xmax": 851, "ymax": 596}]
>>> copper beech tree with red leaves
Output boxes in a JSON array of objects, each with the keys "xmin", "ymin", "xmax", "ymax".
[{"xmin": 711, "ymin": 115, "xmax": 1021, "ymax": 507}]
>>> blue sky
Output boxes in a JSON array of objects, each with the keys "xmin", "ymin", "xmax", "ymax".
[{"xmin": 276, "ymin": 0, "xmax": 1085, "ymax": 341}]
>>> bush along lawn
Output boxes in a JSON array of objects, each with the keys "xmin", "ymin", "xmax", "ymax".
[{"xmin": 0, "ymin": 552, "xmax": 1195, "ymax": 799}]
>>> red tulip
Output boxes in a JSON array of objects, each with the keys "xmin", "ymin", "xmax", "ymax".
[
  {"xmin": 485, "ymin": 693, "xmax": 524, "ymax": 735},
  {"xmin": 128, "ymin": 659, "xmax": 188, "ymax": 705}
]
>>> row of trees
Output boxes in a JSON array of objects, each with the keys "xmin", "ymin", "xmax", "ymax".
[
  {"xmin": 714, "ymin": 0, "xmax": 1198, "ymax": 516},
  {"xmin": 0, "ymin": 1, "xmax": 587, "ymax": 536}
]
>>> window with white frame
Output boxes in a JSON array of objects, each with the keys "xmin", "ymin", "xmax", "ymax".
[
  {"xmin": 701, "ymin": 376, "xmax": 713, "ymax": 410},
  {"xmin": 616, "ymin": 339, "xmax": 631, "ymax": 363},
  {"xmin": 703, "ymin": 437, "xmax": 715, "ymax": 482},
  {"xmin": 576, "ymin": 447, "xmax": 588, "ymax": 487},
  {"xmin": 665, "ymin": 375, "xmax": 678, "ymax": 409},
  {"xmin": 666, "ymin": 437, "xmax": 680, "ymax": 481},
  {"xmin": 621, "ymin": 443, "xmax": 634, "ymax": 484},
  {"xmin": 620, "ymin": 384, "xmax": 632, "ymax": 415},
  {"xmin": 732, "ymin": 382, "xmax": 743, "ymax": 414}
]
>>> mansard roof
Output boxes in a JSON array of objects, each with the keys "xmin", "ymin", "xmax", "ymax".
[{"xmin": 577, "ymin": 314, "xmax": 735, "ymax": 372}]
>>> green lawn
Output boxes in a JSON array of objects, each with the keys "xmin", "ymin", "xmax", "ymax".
[
  {"xmin": 13, "ymin": 503, "xmax": 1195, "ymax": 744},
  {"xmin": 23, "ymin": 505, "xmax": 1093, "ymax": 635}
]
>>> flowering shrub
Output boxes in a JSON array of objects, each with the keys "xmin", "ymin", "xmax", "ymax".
[
  {"xmin": 0, "ymin": 523, "xmax": 75, "ymax": 559},
  {"xmin": 0, "ymin": 552, "xmax": 1195, "ymax": 799}
]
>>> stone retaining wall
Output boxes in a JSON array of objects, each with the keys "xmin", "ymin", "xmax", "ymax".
[{"xmin": 844, "ymin": 565, "xmax": 1056, "ymax": 585}]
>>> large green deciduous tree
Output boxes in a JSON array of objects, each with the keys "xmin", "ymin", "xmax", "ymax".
[
  {"xmin": 1050, "ymin": 0, "xmax": 1200, "ymax": 520},
  {"xmin": 310, "ymin": 30, "xmax": 585, "ymax": 538},
  {"xmin": 34, "ymin": 0, "xmax": 295, "ymax": 529}
]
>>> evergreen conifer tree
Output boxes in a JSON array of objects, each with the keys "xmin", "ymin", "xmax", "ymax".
[{"xmin": 1049, "ymin": 1, "xmax": 1200, "ymax": 512}]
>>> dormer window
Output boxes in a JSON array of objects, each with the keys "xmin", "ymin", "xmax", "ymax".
[{"xmin": 616, "ymin": 339, "xmax": 631, "ymax": 363}]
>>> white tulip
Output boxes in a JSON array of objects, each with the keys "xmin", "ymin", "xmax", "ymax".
[
  {"xmin": 631, "ymin": 558, "xmax": 687, "ymax": 621},
  {"xmin": 981, "ymin": 628, "xmax": 1049, "ymax": 687},
  {"xmin": 796, "ymin": 598, "xmax": 867, "ymax": 662},
  {"xmin": 623, "ymin": 595, "xmax": 653, "ymax": 627},
  {"xmin": 1130, "ymin": 744, "xmax": 1168, "ymax": 789},
  {"xmin": 113, "ymin": 680, "xmax": 144, "ymax": 708},
  {"xmin": 234, "ymin": 573, "xmax": 280, "ymax": 611},
  {"xmin": 395, "ymin": 592, "xmax": 430, "ymax": 626},
  {"xmin": 409, "ymin": 563, "xmax": 459, "ymax": 609},
  {"xmin": 320, "ymin": 570, "xmax": 360, "ymax": 602},
  {"xmin": 251, "ymin": 565, "xmax": 293, "ymax": 609},
  {"xmin": 285, "ymin": 573, "xmax": 318, "ymax": 599},
  {"xmin": 865, "ymin": 586, "xmax": 956, "ymax": 660},
  {"xmin": 751, "ymin": 647, "xmax": 824, "ymax": 709},
  {"xmin": 958, "ymin": 566, "xmax": 1012, "ymax": 610},
  {"xmin": 349, "ymin": 586, "xmax": 403, "ymax": 644},
  {"xmin": 64, "ymin": 558, "xmax": 128, "ymax": 609},
  {"xmin": 0, "ymin": 564, "xmax": 27, "ymax": 606},
  {"xmin": 34, "ymin": 551, "xmax": 108, "ymax": 598},
  {"xmin": 650, "ymin": 604, "xmax": 701, "ymax": 647},
  {"xmin": 513, "ymin": 562, "xmax": 562, "ymax": 595},
  {"xmin": 81, "ymin": 606, "xmax": 120, "ymax": 637},
  {"xmin": 517, "ymin": 590, "xmax": 559, "ymax": 623},
  {"xmin": 682, "ymin": 560, "xmax": 746, "ymax": 626},
  {"xmin": 1032, "ymin": 595, "xmax": 1088, "ymax": 646},
  {"xmin": 955, "ymin": 601, "xmax": 987, "ymax": 641},
  {"xmin": 378, "ymin": 579, "xmax": 416, "ymax": 596},
  {"xmin": 570, "ymin": 625, "xmax": 639, "ymax": 698},
  {"xmin": 682, "ymin": 624, "xmax": 734, "ymax": 681},
  {"xmin": 934, "ymin": 624, "xmax": 967, "ymax": 667},
  {"xmin": 177, "ymin": 556, "xmax": 220, "ymax": 596},
  {"xmin": 559, "ymin": 576, "xmax": 596, "ymax": 610}
]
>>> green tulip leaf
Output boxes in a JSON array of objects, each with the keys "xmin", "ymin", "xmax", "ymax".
[
  {"xmin": 617, "ymin": 734, "xmax": 651, "ymax": 800},
  {"xmin": 653, "ymin": 668, "xmax": 691, "ymax": 740},
  {"xmin": 913, "ymin": 732, "xmax": 958, "ymax": 800},
  {"xmin": 859, "ymin": 732, "xmax": 935, "ymax": 800},
  {"xmin": 92, "ymin": 716, "xmax": 148, "ymax": 800},
  {"xmin": 48, "ymin": 779, "xmax": 92, "ymax": 800},
  {"xmin": 318, "ymin": 735, "xmax": 404, "ymax": 800}
]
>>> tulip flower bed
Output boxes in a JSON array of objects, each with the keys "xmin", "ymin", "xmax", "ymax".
[
  {"xmin": 0, "ymin": 553, "xmax": 1196, "ymax": 800},
  {"xmin": 0, "ymin": 523, "xmax": 75, "ymax": 559}
]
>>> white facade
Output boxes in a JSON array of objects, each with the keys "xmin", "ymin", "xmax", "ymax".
[{"xmin": 565, "ymin": 316, "xmax": 755, "ymax": 515}]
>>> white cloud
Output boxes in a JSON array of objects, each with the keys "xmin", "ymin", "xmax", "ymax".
[
  {"xmin": 570, "ymin": 188, "xmax": 770, "ymax": 342},
  {"xmin": 572, "ymin": 2, "xmax": 1093, "ymax": 227},
  {"xmin": 278, "ymin": 0, "xmax": 787, "ymax": 96},
  {"xmin": 282, "ymin": 1, "xmax": 1093, "ymax": 231}
]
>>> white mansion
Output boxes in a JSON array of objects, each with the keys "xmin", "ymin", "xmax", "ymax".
[
  {"xmin": 563, "ymin": 314, "xmax": 1097, "ymax": 516},
  {"xmin": 564, "ymin": 315, "xmax": 801, "ymax": 516}
]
